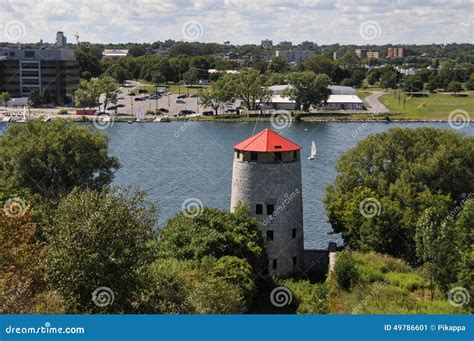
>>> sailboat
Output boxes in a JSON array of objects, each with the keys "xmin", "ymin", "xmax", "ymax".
[
  {"xmin": 136, "ymin": 108, "xmax": 145, "ymax": 122},
  {"xmin": 308, "ymin": 141, "xmax": 317, "ymax": 160}
]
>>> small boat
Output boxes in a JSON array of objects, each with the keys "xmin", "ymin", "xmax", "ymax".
[
  {"xmin": 127, "ymin": 120, "xmax": 134, "ymax": 124},
  {"xmin": 154, "ymin": 117, "xmax": 171, "ymax": 123},
  {"xmin": 308, "ymin": 141, "xmax": 317, "ymax": 160}
]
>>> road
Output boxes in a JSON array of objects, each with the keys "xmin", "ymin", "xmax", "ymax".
[{"xmin": 364, "ymin": 91, "xmax": 389, "ymax": 113}]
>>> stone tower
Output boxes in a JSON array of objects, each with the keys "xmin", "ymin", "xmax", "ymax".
[{"xmin": 230, "ymin": 128, "xmax": 304, "ymax": 277}]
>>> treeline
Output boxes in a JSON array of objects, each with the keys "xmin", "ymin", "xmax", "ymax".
[{"xmin": 0, "ymin": 121, "xmax": 267, "ymax": 313}]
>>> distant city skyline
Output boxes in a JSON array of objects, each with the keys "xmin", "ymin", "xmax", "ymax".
[{"xmin": 0, "ymin": 0, "xmax": 472, "ymax": 45}]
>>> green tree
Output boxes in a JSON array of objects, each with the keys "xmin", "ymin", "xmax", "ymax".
[
  {"xmin": 233, "ymin": 69, "xmax": 271, "ymax": 111},
  {"xmin": 41, "ymin": 89, "xmax": 52, "ymax": 104},
  {"xmin": 158, "ymin": 205, "xmax": 266, "ymax": 273},
  {"xmin": 75, "ymin": 78, "xmax": 101, "ymax": 109},
  {"xmin": 333, "ymin": 250, "xmax": 359, "ymax": 290},
  {"xmin": 0, "ymin": 91, "xmax": 11, "ymax": 106},
  {"xmin": 402, "ymin": 75, "xmax": 424, "ymax": 92},
  {"xmin": 269, "ymin": 56, "xmax": 289, "ymax": 73},
  {"xmin": 325, "ymin": 128, "xmax": 474, "ymax": 262},
  {"xmin": 380, "ymin": 69, "xmax": 397, "ymax": 89},
  {"xmin": 200, "ymin": 75, "xmax": 236, "ymax": 115},
  {"xmin": 46, "ymin": 188, "xmax": 158, "ymax": 313},
  {"xmin": 464, "ymin": 74, "xmax": 474, "ymax": 91},
  {"xmin": 447, "ymin": 81, "xmax": 463, "ymax": 93},
  {"xmin": 182, "ymin": 69, "xmax": 199, "ymax": 85},
  {"xmin": 285, "ymin": 71, "xmax": 331, "ymax": 111},
  {"xmin": 99, "ymin": 75, "xmax": 120, "ymax": 111},
  {"xmin": 366, "ymin": 69, "xmax": 381, "ymax": 85},
  {"xmin": 0, "ymin": 120, "xmax": 120, "ymax": 200},
  {"xmin": 301, "ymin": 55, "xmax": 334, "ymax": 77},
  {"xmin": 27, "ymin": 89, "xmax": 43, "ymax": 107}
]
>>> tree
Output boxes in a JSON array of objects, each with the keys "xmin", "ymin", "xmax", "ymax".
[
  {"xmin": 75, "ymin": 78, "xmax": 101, "ymax": 109},
  {"xmin": 447, "ymin": 81, "xmax": 463, "ymax": 93},
  {"xmin": 99, "ymin": 75, "xmax": 120, "ymax": 111},
  {"xmin": 285, "ymin": 71, "xmax": 331, "ymax": 111},
  {"xmin": 157, "ymin": 205, "xmax": 266, "ymax": 273},
  {"xmin": 128, "ymin": 45, "xmax": 146, "ymax": 57},
  {"xmin": 200, "ymin": 75, "xmax": 235, "ymax": 115},
  {"xmin": 301, "ymin": 55, "xmax": 334, "ymax": 77},
  {"xmin": 325, "ymin": 128, "xmax": 474, "ymax": 262},
  {"xmin": 415, "ymin": 207, "xmax": 458, "ymax": 299},
  {"xmin": 232, "ymin": 69, "xmax": 271, "ymax": 111},
  {"xmin": 182, "ymin": 69, "xmax": 199, "ymax": 85},
  {"xmin": 0, "ymin": 120, "xmax": 120, "ymax": 200},
  {"xmin": 333, "ymin": 250, "xmax": 358, "ymax": 290},
  {"xmin": 380, "ymin": 69, "xmax": 397, "ymax": 89},
  {"xmin": 46, "ymin": 188, "xmax": 158, "ymax": 313},
  {"xmin": 464, "ymin": 74, "xmax": 474, "ymax": 91},
  {"xmin": 0, "ymin": 91, "xmax": 11, "ymax": 106},
  {"xmin": 366, "ymin": 69, "xmax": 382, "ymax": 85},
  {"xmin": 402, "ymin": 75, "xmax": 424, "ymax": 92},
  {"xmin": 42, "ymin": 88, "xmax": 52, "ymax": 104},
  {"xmin": 269, "ymin": 56, "xmax": 289, "ymax": 73},
  {"xmin": 27, "ymin": 89, "xmax": 43, "ymax": 107},
  {"xmin": 0, "ymin": 210, "xmax": 46, "ymax": 313}
]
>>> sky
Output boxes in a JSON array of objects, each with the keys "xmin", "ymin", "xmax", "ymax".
[{"xmin": 0, "ymin": 0, "xmax": 472, "ymax": 45}]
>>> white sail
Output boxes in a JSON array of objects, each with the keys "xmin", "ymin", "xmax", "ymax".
[{"xmin": 308, "ymin": 141, "xmax": 317, "ymax": 160}]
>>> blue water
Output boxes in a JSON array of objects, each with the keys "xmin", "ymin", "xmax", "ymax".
[{"xmin": 1, "ymin": 121, "xmax": 472, "ymax": 249}]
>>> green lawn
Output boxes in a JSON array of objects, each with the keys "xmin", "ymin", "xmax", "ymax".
[
  {"xmin": 380, "ymin": 91, "xmax": 474, "ymax": 120},
  {"xmin": 356, "ymin": 90, "xmax": 372, "ymax": 100},
  {"xmin": 168, "ymin": 84, "xmax": 208, "ymax": 95}
]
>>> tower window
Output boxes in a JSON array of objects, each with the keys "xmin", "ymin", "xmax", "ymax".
[
  {"xmin": 266, "ymin": 230, "xmax": 274, "ymax": 241},
  {"xmin": 255, "ymin": 204, "xmax": 263, "ymax": 215},
  {"xmin": 272, "ymin": 259, "xmax": 277, "ymax": 270},
  {"xmin": 274, "ymin": 152, "xmax": 282, "ymax": 161},
  {"xmin": 266, "ymin": 204, "xmax": 274, "ymax": 215},
  {"xmin": 293, "ymin": 150, "xmax": 298, "ymax": 160},
  {"xmin": 292, "ymin": 228, "xmax": 297, "ymax": 239},
  {"xmin": 292, "ymin": 256, "xmax": 297, "ymax": 265},
  {"xmin": 236, "ymin": 150, "xmax": 240, "ymax": 159},
  {"xmin": 250, "ymin": 152, "xmax": 258, "ymax": 161}
]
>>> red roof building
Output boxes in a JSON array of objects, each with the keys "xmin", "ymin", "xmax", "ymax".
[{"xmin": 233, "ymin": 128, "xmax": 302, "ymax": 152}]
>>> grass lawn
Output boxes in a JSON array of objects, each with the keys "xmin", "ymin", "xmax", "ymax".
[
  {"xmin": 168, "ymin": 84, "xmax": 208, "ymax": 95},
  {"xmin": 356, "ymin": 90, "xmax": 372, "ymax": 100},
  {"xmin": 380, "ymin": 91, "xmax": 474, "ymax": 120},
  {"xmin": 330, "ymin": 252, "xmax": 467, "ymax": 314}
]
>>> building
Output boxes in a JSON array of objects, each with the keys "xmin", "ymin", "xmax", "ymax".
[
  {"xmin": 278, "ymin": 41, "xmax": 293, "ymax": 48},
  {"xmin": 230, "ymin": 128, "xmax": 304, "ymax": 277},
  {"xmin": 333, "ymin": 51, "xmax": 339, "ymax": 60},
  {"xmin": 301, "ymin": 41, "xmax": 314, "ymax": 48},
  {"xmin": 56, "ymin": 31, "xmax": 67, "ymax": 47},
  {"xmin": 260, "ymin": 84, "xmax": 296, "ymax": 110},
  {"xmin": 102, "ymin": 49, "xmax": 128, "ymax": 57},
  {"xmin": 355, "ymin": 48, "xmax": 367, "ymax": 58},
  {"xmin": 261, "ymin": 39, "xmax": 273, "ymax": 48},
  {"xmin": 223, "ymin": 40, "xmax": 230, "ymax": 46},
  {"xmin": 275, "ymin": 49, "xmax": 316, "ymax": 63},
  {"xmin": 0, "ymin": 46, "xmax": 79, "ymax": 104},
  {"xmin": 367, "ymin": 51, "xmax": 380, "ymax": 59},
  {"xmin": 322, "ymin": 85, "xmax": 364, "ymax": 110},
  {"xmin": 387, "ymin": 47, "xmax": 407, "ymax": 59}
]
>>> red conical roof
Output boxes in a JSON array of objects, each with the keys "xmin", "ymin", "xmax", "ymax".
[{"xmin": 234, "ymin": 128, "xmax": 302, "ymax": 152}]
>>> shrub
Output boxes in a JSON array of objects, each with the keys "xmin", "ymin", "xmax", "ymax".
[
  {"xmin": 57, "ymin": 108, "xmax": 69, "ymax": 115},
  {"xmin": 333, "ymin": 250, "xmax": 359, "ymax": 290}
]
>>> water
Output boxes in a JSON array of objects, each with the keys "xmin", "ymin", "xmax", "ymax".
[{"xmin": 1, "ymin": 121, "xmax": 472, "ymax": 249}]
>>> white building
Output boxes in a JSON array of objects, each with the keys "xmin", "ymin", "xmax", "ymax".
[
  {"xmin": 102, "ymin": 49, "xmax": 128, "ymax": 57},
  {"xmin": 275, "ymin": 49, "xmax": 316, "ymax": 63},
  {"xmin": 322, "ymin": 95, "xmax": 364, "ymax": 110}
]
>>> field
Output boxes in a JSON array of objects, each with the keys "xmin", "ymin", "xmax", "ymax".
[
  {"xmin": 380, "ymin": 91, "xmax": 474, "ymax": 120},
  {"xmin": 329, "ymin": 252, "xmax": 466, "ymax": 314}
]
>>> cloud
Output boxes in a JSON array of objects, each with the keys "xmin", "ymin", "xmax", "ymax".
[{"xmin": 0, "ymin": 0, "xmax": 472, "ymax": 44}]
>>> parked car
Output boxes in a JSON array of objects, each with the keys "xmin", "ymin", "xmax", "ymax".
[
  {"xmin": 202, "ymin": 111, "xmax": 214, "ymax": 116},
  {"xmin": 177, "ymin": 94, "xmax": 187, "ymax": 99},
  {"xmin": 149, "ymin": 94, "xmax": 161, "ymax": 100},
  {"xmin": 178, "ymin": 110, "xmax": 196, "ymax": 116},
  {"xmin": 190, "ymin": 94, "xmax": 198, "ymax": 98},
  {"xmin": 159, "ymin": 108, "xmax": 169, "ymax": 113},
  {"xmin": 176, "ymin": 99, "xmax": 186, "ymax": 104},
  {"xmin": 225, "ymin": 108, "xmax": 237, "ymax": 113},
  {"xmin": 134, "ymin": 97, "xmax": 145, "ymax": 101},
  {"xmin": 116, "ymin": 104, "xmax": 125, "ymax": 108}
]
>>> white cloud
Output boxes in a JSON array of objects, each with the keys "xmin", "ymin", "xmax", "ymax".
[{"xmin": 0, "ymin": 0, "xmax": 472, "ymax": 44}]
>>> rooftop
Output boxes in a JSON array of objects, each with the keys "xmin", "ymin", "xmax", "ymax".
[{"xmin": 234, "ymin": 128, "xmax": 302, "ymax": 152}]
